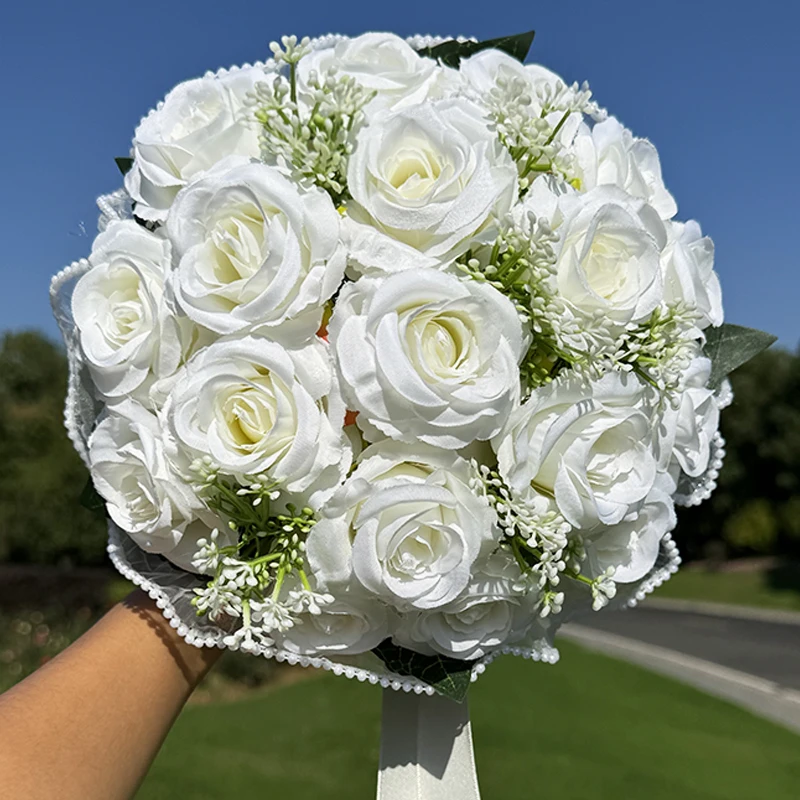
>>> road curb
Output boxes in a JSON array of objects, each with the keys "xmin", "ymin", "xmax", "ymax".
[
  {"xmin": 560, "ymin": 623, "xmax": 800, "ymax": 736},
  {"xmin": 642, "ymin": 597, "xmax": 800, "ymax": 626}
]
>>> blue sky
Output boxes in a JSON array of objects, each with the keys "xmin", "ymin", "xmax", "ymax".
[{"xmin": 2, "ymin": 0, "xmax": 798, "ymax": 348}]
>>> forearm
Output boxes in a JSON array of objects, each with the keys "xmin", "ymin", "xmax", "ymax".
[{"xmin": 0, "ymin": 589, "xmax": 221, "ymax": 799}]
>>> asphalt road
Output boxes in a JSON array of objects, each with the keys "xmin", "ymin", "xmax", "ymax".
[{"xmin": 571, "ymin": 605, "xmax": 800, "ymax": 690}]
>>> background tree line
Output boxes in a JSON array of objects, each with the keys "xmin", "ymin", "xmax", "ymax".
[
  {"xmin": 0, "ymin": 331, "xmax": 106, "ymax": 565},
  {"xmin": 0, "ymin": 329, "xmax": 797, "ymax": 567}
]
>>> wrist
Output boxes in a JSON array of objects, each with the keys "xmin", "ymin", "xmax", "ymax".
[{"xmin": 120, "ymin": 589, "xmax": 223, "ymax": 689}]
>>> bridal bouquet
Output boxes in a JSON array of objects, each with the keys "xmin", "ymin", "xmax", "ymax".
[{"xmin": 52, "ymin": 31, "xmax": 774, "ymax": 700}]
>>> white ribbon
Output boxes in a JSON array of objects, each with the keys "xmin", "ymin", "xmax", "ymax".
[{"xmin": 376, "ymin": 689, "xmax": 482, "ymax": 800}]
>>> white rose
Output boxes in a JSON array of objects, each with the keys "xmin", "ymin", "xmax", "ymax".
[
  {"xmin": 495, "ymin": 372, "xmax": 659, "ymax": 529},
  {"xmin": 538, "ymin": 185, "xmax": 665, "ymax": 326},
  {"xmin": 663, "ymin": 354, "xmax": 720, "ymax": 479},
  {"xmin": 393, "ymin": 549, "xmax": 527, "ymax": 660},
  {"xmin": 72, "ymin": 221, "xmax": 182, "ymax": 401},
  {"xmin": 163, "ymin": 335, "xmax": 350, "ymax": 503},
  {"xmin": 167, "ymin": 159, "xmax": 344, "ymax": 337},
  {"xmin": 146, "ymin": 319, "xmax": 218, "ymax": 410},
  {"xmin": 88, "ymin": 400, "xmax": 230, "ymax": 571},
  {"xmin": 346, "ymin": 98, "xmax": 518, "ymax": 273},
  {"xmin": 330, "ymin": 269, "xmax": 526, "ymax": 449},
  {"xmin": 276, "ymin": 592, "xmax": 390, "ymax": 656},
  {"xmin": 661, "ymin": 220, "xmax": 723, "ymax": 329},
  {"xmin": 298, "ymin": 33, "xmax": 440, "ymax": 114},
  {"xmin": 125, "ymin": 67, "xmax": 264, "ymax": 222},
  {"xmin": 584, "ymin": 489, "xmax": 676, "ymax": 584},
  {"xmin": 573, "ymin": 117, "xmax": 677, "ymax": 220},
  {"xmin": 306, "ymin": 441, "xmax": 500, "ymax": 611}
]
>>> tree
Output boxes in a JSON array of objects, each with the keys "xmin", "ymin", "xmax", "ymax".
[
  {"xmin": 0, "ymin": 331, "xmax": 107, "ymax": 565},
  {"xmin": 676, "ymin": 346, "xmax": 800, "ymax": 560}
]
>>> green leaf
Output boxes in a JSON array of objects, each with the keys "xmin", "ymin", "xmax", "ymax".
[
  {"xmin": 417, "ymin": 30, "xmax": 535, "ymax": 68},
  {"xmin": 115, "ymin": 157, "xmax": 134, "ymax": 176},
  {"xmin": 704, "ymin": 323, "xmax": 778, "ymax": 389},
  {"xmin": 372, "ymin": 639, "xmax": 475, "ymax": 702},
  {"xmin": 80, "ymin": 477, "xmax": 107, "ymax": 519}
]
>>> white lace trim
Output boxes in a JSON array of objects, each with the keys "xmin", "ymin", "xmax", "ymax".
[
  {"xmin": 716, "ymin": 378, "xmax": 734, "ymax": 410},
  {"xmin": 674, "ymin": 431, "xmax": 726, "ymax": 508},
  {"xmin": 107, "ymin": 516, "xmax": 681, "ymax": 691},
  {"xmin": 49, "ymin": 258, "xmax": 97, "ymax": 468},
  {"xmin": 106, "ymin": 524, "xmax": 559, "ymax": 695},
  {"xmin": 621, "ymin": 533, "xmax": 682, "ymax": 608},
  {"xmin": 672, "ymin": 383, "xmax": 732, "ymax": 509},
  {"xmin": 97, "ymin": 189, "xmax": 133, "ymax": 232}
]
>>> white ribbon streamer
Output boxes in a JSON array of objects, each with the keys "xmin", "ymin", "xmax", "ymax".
[{"xmin": 376, "ymin": 689, "xmax": 482, "ymax": 800}]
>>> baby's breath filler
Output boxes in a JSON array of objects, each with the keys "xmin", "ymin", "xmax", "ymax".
[
  {"xmin": 252, "ymin": 36, "xmax": 376, "ymax": 204},
  {"xmin": 617, "ymin": 303, "xmax": 702, "ymax": 398},
  {"xmin": 485, "ymin": 74, "xmax": 600, "ymax": 194},
  {"xmin": 188, "ymin": 460, "xmax": 329, "ymax": 648},
  {"xmin": 469, "ymin": 460, "xmax": 623, "ymax": 617},
  {"xmin": 457, "ymin": 210, "xmax": 588, "ymax": 394}
]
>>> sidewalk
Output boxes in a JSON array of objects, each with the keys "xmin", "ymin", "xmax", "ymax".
[
  {"xmin": 560, "ymin": 617, "xmax": 800, "ymax": 735},
  {"xmin": 644, "ymin": 596, "xmax": 800, "ymax": 626}
]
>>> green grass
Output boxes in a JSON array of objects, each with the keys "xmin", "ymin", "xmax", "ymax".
[
  {"xmin": 138, "ymin": 641, "xmax": 800, "ymax": 800},
  {"xmin": 657, "ymin": 563, "xmax": 800, "ymax": 611}
]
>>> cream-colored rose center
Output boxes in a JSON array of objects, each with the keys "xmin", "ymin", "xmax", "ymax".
[
  {"xmin": 102, "ymin": 267, "xmax": 145, "ymax": 347},
  {"xmin": 586, "ymin": 424, "xmax": 637, "ymax": 490},
  {"xmin": 209, "ymin": 204, "xmax": 268, "ymax": 283},
  {"xmin": 109, "ymin": 301, "xmax": 143, "ymax": 342},
  {"xmin": 450, "ymin": 604, "xmax": 492, "ymax": 626},
  {"xmin": 428, "ymin": 322, "xmax": 457, "ymax": 364},
  {"xmin": 406, "ymin": 311, "xmax": 478, "ymax": 382},
  {"xmin": 221, "ymin": 387, "xmax": 276, "ymax": 447},
  {"xmin": 389, "ymin": 524, "xmax": 449, "ymax": 577},
  {"xmin": 583, "ymin": 232, "xmax": 632, "ymax": 299},
  {"xmin": 194, "ymin": 199, "xmax": 293, "ymax": 313},
  {"xmin": 213, "ymin": 372, "xmax": 295, "ymax": 457},
  {"xmin": 384, "ymin": 138, "xmax": 451, "ymax": 201},
  {"xmin": 119, "ymin": 469, "xmax": 158, "ymax": 524}
]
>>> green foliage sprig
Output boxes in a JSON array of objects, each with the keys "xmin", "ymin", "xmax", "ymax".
[
  {"xmin": 189, "ymin": 463, "xmax": 320, "ymax": 629},
  {"xmin": 416, "ymin": 30, "xmax": 535, "ymax": 68},
  {"xmin": 372, "ymin": 639, "xmax": 475, "ymax": 702},
  {"xmin": 704, "ymin": 323, "xmax": 778, "ymax": 389}
]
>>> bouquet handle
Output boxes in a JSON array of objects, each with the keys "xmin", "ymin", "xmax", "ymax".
[{"xmin": 376, "ymin": 688, "xmax": 481, "ymax": 800}]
